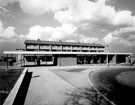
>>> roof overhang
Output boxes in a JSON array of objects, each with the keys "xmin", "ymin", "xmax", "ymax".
[{"xmin": 3, "ymin": 51, "xmax": 133, "ymax": 55}]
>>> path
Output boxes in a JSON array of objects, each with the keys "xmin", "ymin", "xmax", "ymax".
[
  {"xmin": 24, "ymin": 67, "xmax": 75, "ymax": 105},
  {"xmin": 24, "ymin": 66, "xmax": 106, "ymax": 105}
]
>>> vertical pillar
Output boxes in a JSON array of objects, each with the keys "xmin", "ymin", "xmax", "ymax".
[
  {"xmin": 38, "ymin": 44, "xmax": 40, "ymax": 51},
  {"xmin": 44, "ymin": 55, "xmax": 46, "ymax": 65},
  {"xmin": 52, "ymin": 55, "xmax": 54, "ymax": 65},
  {"xmin": 50, "ymin": 45, "xmax": 52, "ymax": 51},
  {"xmin": 61, "ymin": 45, "xmax": 63, "ymax": 51},
  {"xmin": 112, "ymin": 54, "xmax": 116, "ymax": 64},
  {"xmin": 21, "ymin": 54, "xmax": 22, "ymax": 68},
  {"xmin": 59, "ymin": 54, "xmax": 61, "ymax": 66},
  {"xmin": 7, "ymin": 54, "xmax": 8, "ymax": 69},
  {"xmin": 84, "ymin": 55, "xmax": 87, "ymax": 64},
  {"xmin": 11, "ymin": 54, "xmax": 13, "ymax": 66},
  {"xmin": 24, "ymin": 55, "xmax": 25, "ymax": 66},
  {"xmin": 25, "ymin": 44, "xmax": 27, "ymax": 51},
  {"xmin": 97, "ymin": 55, "xmax": 101, "ymax": 64},
  {"xmin": 80, "ymin": 46, "xmax": 82, "ymax": 52},
  {"xmin": 89, "ymin": 47, "xmax": 91, "ymax": 52},
  {"xmin": 106, "ymin": 54, "xmax": 109, "ymax": 67},
  {"xmin": 34, "ymin": 54, "xmax": 35, "ymax": 65},
  {"xmin": 71, "ymin": 46, "xmax": 73, "ymax": 52},
  {"xmin": 90, "ymin": 55, "xmax": 94, "ymax": 64},
  {"xmin": 46, "ymin": 55, "xmax": 47, "ymax": 65}
]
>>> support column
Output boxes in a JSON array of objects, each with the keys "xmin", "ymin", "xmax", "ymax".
[
  {"xmin": 23, "ymin": 55, "xmax": 24, "ymax": 66},
  {"xmin": 59, "ymin": 54, "xmax": 61, "ymax": 66},
  {"xmin": 106, "ymin": 54, "xmax": 109, "ymax": 67},
  {"xmin": 45, "ymin": 55, "xmax": 47, "ymax": 65},
  {"xmin": 38, "ymin": 44, "xmax": 40, "ymax": 51},
  {"xmin": 112, "ymin": 54, "xmax": 116, "ymax": 64},
  {"xmin": 50, "ymin": 45, "xmax": 52, "ymax": 51},
  {"xmin": 21, "ymin": 54, "xmax": 22, "ymax": 68},
  {"xmin": 84, "ymin": 55, "xmax": 87, "ymax": 64},
  {"xmin": 25, "ymin": 44, "xmax": 27, "ymax": 51},
  {"xmin": 61, "ymin": 45, "xmax": 63, "ymax": 51},
  {"xmin": 52, "ymin": 55, "xmax": 54, "ymax": 65},
  {"xmin": 80, "ymin": 46, "xmax": 82, "ymax": 52},
  {"xmin": 90, "ymin": 55, "xmax": 94, "ymax": 64},
  {"xmin": 7, "ymin": 54, "xmax": 8, "ymax": 69},
  {"xmin": 71, "ymin": 46, "xmax": 73, "ymax": 52},
  {"xmin": 102, "ymin": 55, "xmax": 107, "ymax": 63},
  {"xmin": 11, "ymin": 54, "xmax": 13, "ymax": 66},
  {"xmin": 97, "ymin": 55, "xmax": 101, "ymax": 64},
  {"xmin": 34, "ymin": 54, "xmax": 36, "ymax": 65}
]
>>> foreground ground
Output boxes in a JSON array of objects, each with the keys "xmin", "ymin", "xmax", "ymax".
[
  {"xmin": 1, "ymin": 65, "xmax": 134, "ymax": 105},
  {"xmin": 0, "ymin": 67, "xmax": 23, "ymax": 105},
  {"xmin": 24, "ymin": 65, "xmax": 114, "ymax": 105},
  {"xmin": 90, "ymin": 66, "xmax": 135, "ymax": 105}
]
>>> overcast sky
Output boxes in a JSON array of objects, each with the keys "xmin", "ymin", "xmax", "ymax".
[{"xmin": 0, "ymin": 0, "xmax": 135, "ymax": 54}]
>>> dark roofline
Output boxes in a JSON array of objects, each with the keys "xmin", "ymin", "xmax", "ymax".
[{"xmin": 24, "ymin": 39, "xmax": 105, "ymax": 47}]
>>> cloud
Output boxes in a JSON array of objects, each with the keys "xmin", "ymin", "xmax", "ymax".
[
  {"xmin": 54, "ymin": 0, "xmax": 135, "ymax": 30},
  {"xmin": 112, "ymin": 10, "xmax": 134, "ymax": 26},
  {"xmin": 0, "ymin": 0, "xmax": 135, "ymax": 49},
  {"xmin": 0, "ymin": 6, "xmax": 9, "ymax": 13},
  {"xmin": 0, "ymin": 0, "xmax": 16, "ymax": 6},
  {"xmin": 76, "ymin": 34, "xmax": 99, "ymax": 43},
  {"xmin": 0, "ymin": 20, "xmax": 19, "ymax": 41},
  {"xmin": 17, "ymin": 0, "xmax": 70, "ymax": 15},
  {"xmin": 24, "ymin": 23, "xmax": 77, "ymax": 41},
  {"xmin": 23, "ymin": 23, "xmax": 99, "ymax": 43},
  {"xmin": 23, "ymin": 25, "xmax": 53, "ymax": 40},
  {"xmin": 0, "ymin": 0, "xmax": 70, "ymax": 15},
  {"xmin": 103, "ymin": 26, "xmax": 135, "ymax": 46},
  {"xmin": 0, "ymin": 0, "xmax": 134, "ymax": 29},
  {"xmin": 0, "ymin": 6, "xmax": 14, "ymax": 17}
]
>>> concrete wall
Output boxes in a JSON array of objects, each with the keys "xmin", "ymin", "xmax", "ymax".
[{"xmin": 57, "ymin": 56, "xmax": 77, "ymax": 66}]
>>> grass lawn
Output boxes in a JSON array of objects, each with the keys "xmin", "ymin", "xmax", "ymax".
[
  {"xmin": 91, "ymin": 67, "xmax": 135, "ymax": 105},
  {"xmin": 0, "ymin": 68, "xmax": 23, "ymax": 105}
]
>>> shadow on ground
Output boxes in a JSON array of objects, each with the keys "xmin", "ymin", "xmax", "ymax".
[{"xmin": 64, "ymin": 87, "xmax": 112, "ymax": 105}]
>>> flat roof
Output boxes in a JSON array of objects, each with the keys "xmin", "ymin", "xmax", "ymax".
[
  {"xmin": 3, "ymin": 51, "xmax": 133, "ymax": 55},
  {"xmin": 24, "ymin": 40, "xmax": 105, "ymax": 47}
]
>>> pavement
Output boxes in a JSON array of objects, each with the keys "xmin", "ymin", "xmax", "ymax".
[
  {"xmin": 3, "ymin": 64, "xmax": 131, "ymax": 105},
  {"xmin": 24, "ymin": 67, "xmax": 73, "ymax": 105},
  {"xmin": 23, "ymin": 65, "xmax": 107, "ymax": 105}
]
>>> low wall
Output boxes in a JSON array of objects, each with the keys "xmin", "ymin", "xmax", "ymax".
[{"xmin": 3, "ymin": 68, "xmax": 32, "ymax": 105}]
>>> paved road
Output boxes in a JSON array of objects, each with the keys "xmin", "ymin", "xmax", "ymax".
[{"xmin": 24, "ymin": 66, "xmax": 105, "ymax": 105}]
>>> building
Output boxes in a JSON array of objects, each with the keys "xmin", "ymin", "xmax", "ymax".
[
  {"xmin": 24, "ymin": 39, "xmax": 105, "ymax": 52},
  {"xmin": 24, "ymin": 39, "xmax": 106, "ymax": 66},
  {"xmin": 3, "ymin": 39, "xmax": 133, "ymax": 66}
]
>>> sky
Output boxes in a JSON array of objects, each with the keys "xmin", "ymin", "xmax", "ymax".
[{"xmin": 0, "ymin": 0, "xmax": 135, "ymax": 54}]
